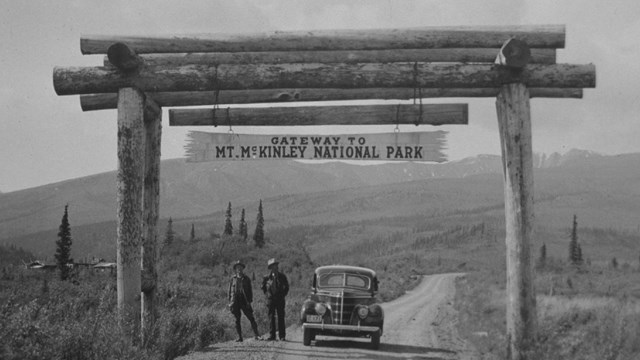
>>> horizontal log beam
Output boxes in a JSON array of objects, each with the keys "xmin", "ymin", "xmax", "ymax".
[
  {"xmin": 168, "ymin": 104, "xmax": 468, "ymax": 126},
  {"xmin": 53, "ymin": 63, "xmax": 596, "ymax": 96},
  {"xmin": 80, "ymin": 87, "xmax": 583, "ymax": 111},
  {"xmin": 104, "ymin": 48, "xmax": 556, "ymax": 67},
  {"xmin": 81, "ymin": 25, "xmax": 565, "ymax": 54}
]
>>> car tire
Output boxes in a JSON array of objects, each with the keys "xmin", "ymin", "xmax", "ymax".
[
  {"xmin": 303, "ymin": 327, "xmax": 313, "ymax": 346},
  {"xmin": 371, "ymin": 330, "xmax": 381, "ymax": 350}
]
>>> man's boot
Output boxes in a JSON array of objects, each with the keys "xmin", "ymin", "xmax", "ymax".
[
  {"xmin": 252, "ymin": 324, "xmax": 261, "ymax": 340},
  {"xmin": 235, "ymin": 320, "xmax": 243, "ymax": 342}
]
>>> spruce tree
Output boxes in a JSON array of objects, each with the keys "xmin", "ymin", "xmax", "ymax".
[
  {"xmin": 538, "ymin": 242, "xmax": 547, "ymax": 269},
  {"xmin": 253, "ymin": 200, "xmax": 265, "ymax": 248},
  {"xmin": 611, "ymin": 257, "xmax": 619, "ymax": 269},
  {"xmin": 164, "ymin": 217, "xmax": 175, "ymax": 248},
  {"xmin": 239, "ymin": 208, "xmax": 248, "ymax": 241},
  {"xmin": 568, "ymin": 215, "xmax": 581, "ymax": 265},
  {"xmin": 55, "ymin": 204, "xmax": 73, "ymax": 281},
  {"xmin": 576, "ymin": 243, "xmax": 583, "ymax": 265},
  {"xmin": 224, "ymin": 202, "xmax": 233, "ymax": 236}
]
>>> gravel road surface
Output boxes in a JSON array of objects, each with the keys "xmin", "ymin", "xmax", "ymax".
[{"xmin": 178, "ymin": 273, "xmax": 477, "ymax": 360}]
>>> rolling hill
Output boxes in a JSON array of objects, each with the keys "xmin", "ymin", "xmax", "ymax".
[
  {"xmin": 0, "ymin": 154, "xmax": 505, "ymax": 240},
  {"xmin": 2, "ymin": 150, "xmax": 640, "ymax": 262}
]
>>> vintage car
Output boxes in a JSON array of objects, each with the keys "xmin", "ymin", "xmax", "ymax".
[{"xmin": 300, "ymin": 265, "xmax": 384, "ymax": 349}]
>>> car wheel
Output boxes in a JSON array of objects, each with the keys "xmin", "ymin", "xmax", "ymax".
[
  {"xmin": 303, "ymin": 327, "xmax": 313, "ymax": 346},
  {"xmin": 371, "ymin": 330, "xmax": 381, "ymax": 350}
]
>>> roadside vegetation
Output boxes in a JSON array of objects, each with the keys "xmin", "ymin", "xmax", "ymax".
[
  {"xmin": 2, "ymin": 200, "xmax": 639, "ymax": 360},
  {"xmin": 0, "ymin": 201, "xmax": 477, "ymax": 360},
  {"xmin": 454, "ymin": 224, "xmax": 640, "ymax": 360},
  {"xmin": 0, "ymin": 230, "xmax": 312, "ymax": 360}
]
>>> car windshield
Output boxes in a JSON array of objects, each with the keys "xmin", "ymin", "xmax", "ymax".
[{"xmin": 318, "ymin": 272, "xmax": 371, "ymax": 290}]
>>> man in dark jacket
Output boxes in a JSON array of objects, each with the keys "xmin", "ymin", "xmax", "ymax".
[
  {"xmin": 228, "ymin": 260, "xmax": 261, "ymax": 342},
  {"xmin": 261, "ymin": 258, "xmax": 289, "ymax": 341}
]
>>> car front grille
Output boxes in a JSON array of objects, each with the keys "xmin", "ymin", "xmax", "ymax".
[{"xmin": 325, "ymin": 292, "xmax": 357, "ymax": 325}]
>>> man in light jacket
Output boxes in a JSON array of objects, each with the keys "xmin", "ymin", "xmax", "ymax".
[{"xmin": 228, "ymin": 260, "xmax": 261, "ymax": 342}]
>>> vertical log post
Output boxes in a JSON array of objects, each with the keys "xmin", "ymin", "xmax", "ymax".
[
  {"xmin": 496, "ymin": 83, "xmax": 537, "ymax": 360},
  {"xmin": 116, "ymin": 87, "xmax": 145, "ymax": 334},
  {"xmin": 141, "ymin": 98, "xmax": 161, "ymax": 345}
]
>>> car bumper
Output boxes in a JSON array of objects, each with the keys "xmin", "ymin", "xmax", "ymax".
[{"xmin": 303, "ymin": 323, "xmax": 380, "ymax": 333}]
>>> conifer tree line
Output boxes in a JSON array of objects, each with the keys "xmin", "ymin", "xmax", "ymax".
[
  {"xmin": 223, "ymin": 199, "xmax": 265, "ymax": 248},
  {"xmin": 224, "ymin": 199, "xmax": 265, "ymax": 248},
  {"xmin": 163, "ymin": 199, "xmax": 266, "ymax": 248},
  {"xmin": 536, "ymin": 214, "xmax": 586, "ymax": 269}
]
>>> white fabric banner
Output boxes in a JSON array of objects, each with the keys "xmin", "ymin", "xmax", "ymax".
[{"xmin": 185, "ymin": 131, "xmax": 447, "ymax": 162}]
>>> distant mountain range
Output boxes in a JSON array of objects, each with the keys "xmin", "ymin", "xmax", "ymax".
[{"xmin": 2, "ymin": 149, "xmax": 639, "ymax": 260}]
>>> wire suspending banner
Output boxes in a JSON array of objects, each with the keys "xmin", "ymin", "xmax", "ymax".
[{"xmin": 185, "ymin": 131, "xmax": 447, "ymax": 162}]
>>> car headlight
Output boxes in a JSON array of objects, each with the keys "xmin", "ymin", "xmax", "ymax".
[
  {"xmin": 357, "ymin": 306, "xmax": 369, "ymax": 319},
  {"xmin": 315, "ymin": 303, "xmax": 327, "ymax": 316},
  {"xmin": 368, "ymin": 304, "xmax": 382, "ymax": 317}
]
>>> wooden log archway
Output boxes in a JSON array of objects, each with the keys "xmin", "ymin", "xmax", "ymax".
[{"xmin": 53, "ymin": 25, "xmax": 595, "ymax": 360}]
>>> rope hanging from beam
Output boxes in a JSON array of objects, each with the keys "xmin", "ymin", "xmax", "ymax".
[
  {"xmin": 211, "ymin": 65, "xmax": 220, "ymax": 127},
  {"xmin": 226, "ymin": 107, "xmax": 233, "ymax": 134},
  {"xmin": 413, "ymin": 62, "xmax": 423, "ymax": 127},
  {"xmin": 211, "ymin": 88, "xmax": 220, "ymax": 127},
  {"xmin": 394, "ymin": 104, "xmax": 401, "ymax": 133}
]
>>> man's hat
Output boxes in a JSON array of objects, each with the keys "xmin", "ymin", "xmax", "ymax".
[
  {"xmin": 233, "ymin": 260, "xmax": 246, "ymax": 270},
  {"xmin": 267, "ymin": 258, "xmax": 279, "ymax": 268}
]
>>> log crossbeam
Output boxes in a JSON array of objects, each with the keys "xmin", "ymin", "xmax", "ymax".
[
  {"xmin": 81, "ymin": 25, "xmax": 565, "ymax": 54},
  {"xmin": 102, "ymin": 48, "xmax": 556, "ymax": 67},
  {"xmin": 99, "ymin": 33, "xmax": 550, "ymax": 68},
  {"xmin": 53, "ymin": 62, "xmax": 596, "ymax": 96},
  {"xmin": 80, "ymin": 88, "xmax": 582, "ymax": 112},
  {"xmin": 169, "ymin": 103, "xmax": 468, "ymax": 127}
]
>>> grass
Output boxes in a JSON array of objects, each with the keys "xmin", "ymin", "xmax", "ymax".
[
  {"xmin": 3, "ymin": 211, "xmax": 639, "ymax": 360},
  {"xmin": 536, "ymin": 298, "xmax": 640, "ymax": 360},
  {"xmin": 454, "ymin": 257, "xmax": 640, "ymax": 360},
  {"xmin": 0, "ymin": 231, "xmax": 320, "ymax": 360},
  {"xmin": 0, "ymin": 215, "xmax": 474, "ymax": 359},
  {"xmin": 0, "ymin": 274, "xmax": 152, "ymax": 360}
]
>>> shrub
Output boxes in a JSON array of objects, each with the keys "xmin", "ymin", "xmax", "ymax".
[
  {"xmin": 535, "ymin": 302, "xmax": 640, "ymax": 360},
  {"xmin": 152, "ymin": 306, "xmax": 226, "ymax": 360},
  {"xmin": 0, "ymin": 277, "xmax": 151, "ymax": 360}
]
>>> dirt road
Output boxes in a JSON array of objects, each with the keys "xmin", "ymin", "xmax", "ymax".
[{"xmin": 179, "ymin": 273, "xmax": 477, "ymax": 360}]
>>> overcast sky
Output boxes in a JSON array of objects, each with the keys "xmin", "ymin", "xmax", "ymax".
[{"xmin": 1, "ymin": 0, "xmax": 639, "ymax": 192}]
